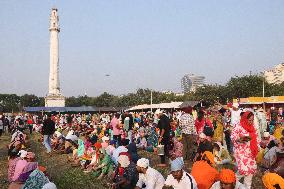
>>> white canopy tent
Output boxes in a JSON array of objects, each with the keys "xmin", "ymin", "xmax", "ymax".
[{"xmin": 126, "ymin": 102, "xmax": 183, "ymax": 111}]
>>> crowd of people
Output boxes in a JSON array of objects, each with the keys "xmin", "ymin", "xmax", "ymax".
[{"xmin": 2, "ymin": 103, "xmax": 284, "ymax": 189}]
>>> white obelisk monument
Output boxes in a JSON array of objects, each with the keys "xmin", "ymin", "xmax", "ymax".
[{"xmin": 45, "ymin": 8, "xmax": 65, "ymax": 107}]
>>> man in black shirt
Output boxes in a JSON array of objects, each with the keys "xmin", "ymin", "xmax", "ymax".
[
  {"xmin": 157, "ymin": 109, "xmax": 171, "ymax": 166},
  {"xmin": 42, "ymin": 114, "xmax": 55, "ymax": 154}
]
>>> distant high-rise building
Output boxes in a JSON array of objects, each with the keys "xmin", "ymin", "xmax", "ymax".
[
  {"xmin": 264, "ymin": 63, "xmax": 284, "ymax": 84},
  {"xmin": 181, "ymin": 74, "xmax": 205, "ymax": 93}
]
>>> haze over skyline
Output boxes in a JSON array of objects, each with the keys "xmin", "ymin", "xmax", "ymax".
[{"xmin": 1, "ymin": 1, "xmax": 284, "ymax": 97}]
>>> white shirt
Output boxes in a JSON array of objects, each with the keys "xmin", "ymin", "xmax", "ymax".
[
  {"xmin": 165, "ymin": 171, "xmax": 197, "ymax": 189},
  {"xmin": 210, "ymin": 181, "xmax": 247, "ymax": 189},
  {"xmin": 136, "ymin": 167, "xmax": 165, "ymax": 189},
  {"xmin": 230, "ymin": 109, "xmax": 242, "ymax": 126}
]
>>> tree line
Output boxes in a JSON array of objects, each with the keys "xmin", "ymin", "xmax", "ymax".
[{"xmin": 1, "ymin": 74, "xmax": 283, "ymax": 112}]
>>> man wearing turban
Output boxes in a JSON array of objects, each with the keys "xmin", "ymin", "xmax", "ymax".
[
  {"xmin": 164, "ymin": 157, "xmax": 198, "ymax": 189},
  {"xmin": 262, "ymin": 172, "xmax": 284, "ymax": 189},
  {"xmin": 191, "ymin": 151, "xmax": 219, "ymax": 189},
  {"xmin": 210, "ymin": 169, "xmax": 246, "ymax": 189},
  {"xmin": 135, "ymin": 158, "xmax": 165, "ymax": 189}
]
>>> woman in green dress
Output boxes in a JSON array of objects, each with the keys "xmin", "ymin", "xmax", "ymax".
[{"xmin": 93, "ymin": 148, "xmax": 114, "ymax": 179}]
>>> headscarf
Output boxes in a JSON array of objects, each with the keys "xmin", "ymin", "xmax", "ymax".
[
  {"xmin": 262, "ymin": 173, "xmax": 284, "ymax": 189},
  {"xmin": 26, "ymin": 152, "xmax": 35, "ymax": 160},
  {"xmin": 202, "ymin": 151, "xmax": 215, "ymax": 165},
  {"xmin": 119, "ymin": 152, "xmax": 131, "ymax": 160},
  {"xmin": 199, "ymin": 132, "xmax": 206, "ymax": 139},
  {"xmin": 118, "ymin": 154, "xmax": 130, "ymax": 168},
  {"xmin": 219, "ymin": 169, "xmax": 236, "ymax": 184},
  {"xmin": 240, "ymin": 111, "xmax": 258, "ymax": 158},
  {"xmin": 18, "ymin": 150, "xmax": 28, "ymax": 159}
]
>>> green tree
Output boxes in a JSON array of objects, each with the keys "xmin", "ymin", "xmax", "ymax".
[
  {"xmin": 225, "ymin": 75, "xmax": 265, "ymax": 98},
  {"xmin": 66, "ymin": 96, "xmax": 81, "ymax": 107},
  {"xmin": 20, "ymin": 94, "xmax": 44, "ymax": 107},
  {"xmin": 94, "ymin": 92, "xmax": 115, "ymax": 107},
  {"xmin": 0, "ymin": 94, "xmax": 21, "ymax": 112}
]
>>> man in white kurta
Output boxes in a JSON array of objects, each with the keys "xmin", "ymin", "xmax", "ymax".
[
  {"xmin": 135, "ymin": 158, "xmax": 165, "ymax": 189},
  {"xmin": 165, "ymin": 157, "xmax": 197, "ymax": 189}
]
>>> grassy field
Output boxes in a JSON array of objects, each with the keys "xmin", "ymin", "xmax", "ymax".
[{"xmin": 0, "ymin": 133, "xmax": 265, "ymax": 189}]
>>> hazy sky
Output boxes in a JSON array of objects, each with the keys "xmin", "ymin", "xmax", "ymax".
[{"xmin": 1, "ymin": 1, "xmax": 284, "ymax": 97}]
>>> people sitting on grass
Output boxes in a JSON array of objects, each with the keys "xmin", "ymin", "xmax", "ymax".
[
  {"xmin": 82, "ymin": 142, "xmax": 101, "ymax": 171},
  {"xmin": 7, "ymin": 146, "xmax": 57, "ymax": 189},
  {"xmin": 136, "ymin": 129, "xmax": 147, "ymax": 150},
  {"xmin": 8, "ymin": 149, "xmax": 21, "ymax": 183},
  {"xmin": 51, "ymin": 130, "xmax": 64, "ymax": 151},
  {"xmin": 5, "ymin": 108, "xmax": 284, "ymax": 189},
  {"xmin": 93, "ymin": 147, "xmax": 114, "ymax": 179},
  {"xmin": 112, "ymin": 153, "xmax": 138, "ymax": 189},
  {"xmin": 213, "ymin": 142, "xmax": 232, "ymax": 166},
  {"xmin": 68, "ymin": 138, "xmax": 84, "ymax": 164}
]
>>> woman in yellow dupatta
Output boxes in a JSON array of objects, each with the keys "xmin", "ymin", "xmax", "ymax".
[{"xmin": 211, "ymin": 112, "xmax": 224, "ymax": 142}]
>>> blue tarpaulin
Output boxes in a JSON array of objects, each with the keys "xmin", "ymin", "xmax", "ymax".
[{"xmin": 23, "ymin": 106, "xmax": 126, "ymax": 112}]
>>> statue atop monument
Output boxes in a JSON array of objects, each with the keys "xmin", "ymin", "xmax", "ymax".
[{"xmin": 49, "ymin": 8, "xmax": 60, "ymax": 32}]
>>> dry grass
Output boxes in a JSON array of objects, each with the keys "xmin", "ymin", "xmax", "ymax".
[{"xmin": 0, "ymin": 133, "xmax": 265, "ymax": 189}]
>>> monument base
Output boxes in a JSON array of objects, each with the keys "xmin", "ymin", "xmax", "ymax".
[{"xmin": 45, "ymin": 95, "xmax": 65, "ymax": 107}]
